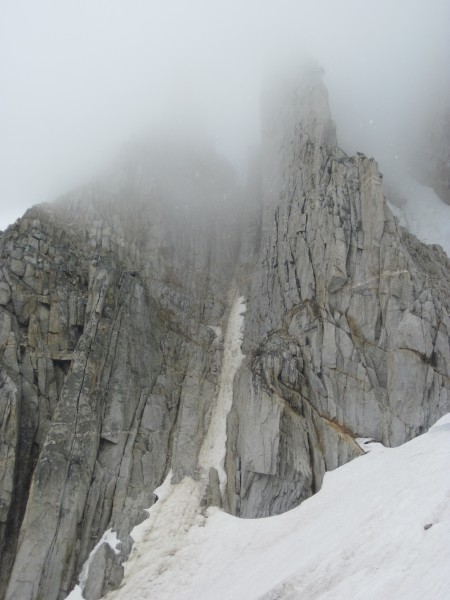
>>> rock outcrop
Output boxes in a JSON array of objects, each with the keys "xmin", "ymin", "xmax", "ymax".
[{"xmin": 0, "ymin": 65, "xmax": 449, "ymax": 599}]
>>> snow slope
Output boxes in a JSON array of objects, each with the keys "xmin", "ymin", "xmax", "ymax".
[
  {"xmin": 105, "ymin": 414, "xmax": 450, "ymax": 600},
  {"xmin": 386, "ymin": 171, "xmax": 450, "ymax": 256}
]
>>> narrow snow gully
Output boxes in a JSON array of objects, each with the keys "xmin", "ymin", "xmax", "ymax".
[
  {"xmin": 95, "ymin": 293, "xmax": 247, "ymax": 600},
  {"xmin": 198, "ymin": 294, "xmax": 247, "ymax": 486}
]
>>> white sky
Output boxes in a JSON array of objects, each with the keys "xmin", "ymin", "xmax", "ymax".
[{"xmin": 1, "ymin": 0, "xmax": 449, "ymax": 230}]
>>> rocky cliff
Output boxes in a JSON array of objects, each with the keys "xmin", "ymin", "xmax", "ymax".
[{"xmin": 1, "ymin": 65, "xmax": 449, "ymax": 600}]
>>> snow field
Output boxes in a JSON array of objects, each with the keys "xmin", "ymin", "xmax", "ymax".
[{"xmin": 108, "ymin": 415, "xmax": 450, "ymax": 600}]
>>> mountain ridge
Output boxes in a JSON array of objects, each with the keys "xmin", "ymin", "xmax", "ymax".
[{"xmin": 0, "ymin": 66, "xmax": 449, "ymax": 599}]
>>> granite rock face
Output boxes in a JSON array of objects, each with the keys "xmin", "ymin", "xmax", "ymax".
[
  {"xmin": 225, "ymin": 66, "xmax": 450, "ymax": 517},
  {"xmin": 1, "ymin": 68, "xmax": 449, "ymax": 599}
]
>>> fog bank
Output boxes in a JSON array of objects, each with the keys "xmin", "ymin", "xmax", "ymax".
[{"xmin": 1, "ymin": 0, "xmax": 449, "ymax": 229}]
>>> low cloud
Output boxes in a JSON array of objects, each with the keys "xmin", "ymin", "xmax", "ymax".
[{"xmin": 1, "ymin": 0, "xmax": 448, "ymax": 228}]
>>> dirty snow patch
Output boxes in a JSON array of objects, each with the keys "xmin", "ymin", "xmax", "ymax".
[{"xmin": 198, "ymin": 295, "xmax": 246, "ymax": 485}]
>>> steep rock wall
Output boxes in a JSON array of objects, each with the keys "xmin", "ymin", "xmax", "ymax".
[
  {"xmin": 0, "ymin": 69, "xmax": 449, "ymax": 598},
  {"xmin": 225, "ymin": 65, "xmax": 450, "ymax": 517},
  {"xmin": 0, "ymin": 145, "xmax": 244, "ymax": 599}
]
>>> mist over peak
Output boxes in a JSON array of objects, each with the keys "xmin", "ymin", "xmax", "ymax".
[
  {"xmin": 1, "ymin": 0, "xmax": 449, "ymax": 229},
  {"xmin": 1, "ymin": 6, "xmax": 450, "ymax": 599}
]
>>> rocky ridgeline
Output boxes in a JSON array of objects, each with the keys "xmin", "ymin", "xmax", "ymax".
[
  {"xmin": 225, "ymin": 66, "xmax": 450, "ymax": 517},
  {"xmin": 1, "ymin": 66, "xmax": 449, "ymax": 599}
]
